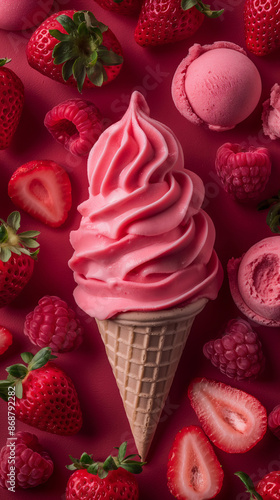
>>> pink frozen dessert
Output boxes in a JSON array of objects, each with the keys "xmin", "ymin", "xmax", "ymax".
[
  {"xmin": 172, "ymin": 41, "xmax": 262, "ymax": 131},
  {"xmin": 228, "ymin": 236, "xmax": 280, "ymax": 327},
  {"xmin": 262, "ymin": 83, "xmax": 280, "ymax": 140},
  {"xmin": 69, "ymin": 91, "xmax": 223, "ymax": 320}
]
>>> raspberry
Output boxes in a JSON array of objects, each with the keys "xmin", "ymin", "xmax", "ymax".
[
  {"xmin": 268, "ymin": 404, "xmax": 280, "ymax": 439},
  {"xmin": 215, "ymin": 142, "xmax": 271, "ymax": 201},
  {"xmin": 24, "ymin": 295, "xmax": 84, "ymax": 353},
  {"xmin": 44, "ymin": 98, "xmax": 104, "ymax": 157},
  {"xmin": 0, "ymin": 431, "xmax": 53, "ymax": 489},
  {"xmin": 203, "ymin": 318, "xmax": 265, "ymax": 380}
]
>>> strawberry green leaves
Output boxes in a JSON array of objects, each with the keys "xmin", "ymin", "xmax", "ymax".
[
  {"xmin": 0, "ymin": 347, "xmax": 57, "ymax": 401},
  {"xmin": 258, "ymin": 190, "xmax": 280, "ymax": 233},
  {"xmin": 0, "ymin": 212, "xmax": 40, "ymax": 263},
  {"xmin": 181, "ymin": 0, "xmax": 224, "ymax": 17},
  {"xmin": 50, "ymin": 10, "xmax": 123, "ymax": 92},
  {"xmin": 66, "ymin": 441, "xmax": 146, "ymax": 479}
]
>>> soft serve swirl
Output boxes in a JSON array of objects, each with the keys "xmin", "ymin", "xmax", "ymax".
[{"xmin": 69, "ymin": 91, "xmax": 223, "ymax": 320}]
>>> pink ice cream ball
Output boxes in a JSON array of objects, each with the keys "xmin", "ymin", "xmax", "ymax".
[
  {"xmin": 0, "ymin": 0, "xmax": 54, "ymax": 31},
  {"xmin": 228, "ymin": 236, "xmax": 280, "ymax": 327},
  {"xmin": 172, "ymin": 41, "xmax": 262, "ymax": 131}
]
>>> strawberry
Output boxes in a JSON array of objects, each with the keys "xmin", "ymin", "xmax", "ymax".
[
  {"xmin": 0, "ymin": 212, "xmax": 40, "ymax": 308},
  {"xmin": 65, "ymin": 441, "xmax": 145, "ymax": 499},
  {"xmin": 0, "ymin": 347, "xmax": 83, "ymax": 435},
  {"xmin": 93, "ymin": 0, "xmax": 143, "ymax": 15},
  {"xmin": 167, "ymin": 426, "xmax": 224, "ymax": 499},
  {"xmin": 44, "ymin": 98, "xmax": 105, "ymax": 157},
  {"xmin": 134, "ymin": 0, "xmax": 223, "ymax": 47},
  {"xmin": 236, "ymin": 470, "xmax": 280, "ymax": 500},
  {"xmin": 188, "ymin": 378, "xmax": 267, "ymax": 453},
  {"xmin": 244, "ymin": 0, "xmax": 280, "ymax": 56},
  {"xmin": 0, "ymin": 58, "xmax": 24, "ymax": 150},
  {"xmin": 0, "ymin": 326, "xmax": 13, "ymax": 354},
  {"xmin": 8, "ymin": 160, "xmax": 72, "ymax": 228},
  {"xmin": 26, "ymin": 10, "xmax": 123, "ymax": 93}
]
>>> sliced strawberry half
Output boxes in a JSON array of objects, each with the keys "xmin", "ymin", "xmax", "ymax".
[
  {"xmin": 8, "ymin": 160, "xmax": 72, "ymax": 228},
  {"xmin": 167, "ymin": 425, "xmax": 224, "ymax": 499},
  {"xmin": 188, "ymin": 378, "xmax": 267, "ymax": 453}
]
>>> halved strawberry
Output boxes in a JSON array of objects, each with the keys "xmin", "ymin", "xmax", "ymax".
[
  {"xmin": 167, "ymin": 426, "xmax": 224, "ymax": 499},
  {"xmin": 188, "ymin": 378, "xmax": 267, "ymax": 453},
  {"xmin": 8, "ymin": 160, "xmax": 72, "ymax": 228}
]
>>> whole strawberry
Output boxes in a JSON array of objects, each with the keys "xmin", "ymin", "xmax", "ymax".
[
  {"xmin": 65, "ymin": 441, "xmax": 145, "ymax": 500},
  {"xmin": 44, "ymin": 98, "xmax": 105, "ymax": 157},
  {"xmin": 24, "ymin": 295, "xmax": 84, "ymax": 352},
  {"xmin": 215, "ymin": 142, "xmax": 271, "ymax": 201},
  {"xmin": 134, "ymin": 0, "xmax": 223, "ymax": 47},
  {"xmin": 93, "ymin": 0, "xmax": 143, "ymax": 15},
  {"xmin": 0, "ymin": 212, "xmax": 39, "ymax": 308},
  {"xmin": 203, "ymin": 318, "xmax": 265, "ymax": 381},
  {"xmin": 244, "ymin": 0, "xmax": 280, "ymax": 56},
  {"xmin": 0, "ymin": 431, "xmax": 53, "ymax": 489},
  {"xmin": 236, "ymin": 470, "xmax": 280, "ymax": 499},
  {"xmin": 26, "ymin": 10, "xmax": 123, "ymax": 93},
  {"xmin": 0, "ymin": 347, "xmax": 83, "ymax": 435},
  {"xmin": 0, "ymin": 58, "xmax": 24, "ymax": 149}
]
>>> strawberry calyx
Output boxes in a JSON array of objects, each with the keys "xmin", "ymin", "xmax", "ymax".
[
  {"xmin": 66, "ymin": 441, "xmax": 146, "ymax": 478},
  {"xmin": 258, "ymin": 190, "xmax": 280, "ymax": 233},
  {"xmin": 181, "ymin": 0, "xmax": 224, "ymax": 18},
  {"xmin": 49, "ymin": 10, "xmax": 123, "ymax": 92},
  {"xmin": 235, "ymin": 472, "xmax": 263, "ymax": 500},
  {"xmin": 0, "ymin": 211, "xmax": 40, "ymax": 263},
  {"xmin": 0, "ymin": 58, "xmax": 12, "ymax": 67},
  {"xmin": 0, "ymin": 347, "xmax": 57, "ymax": 401}
]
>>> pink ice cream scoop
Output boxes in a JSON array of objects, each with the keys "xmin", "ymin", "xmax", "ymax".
[
  {"xmin": 172, "ymin": 41, "xmax": 262, "ymax": 131},
  {"xmin": 228, "ymin": 236, "xmax": 280, "ymax": 327},
  {"xmin": 69, "ymin": 91, "xmax": 223, "ymax": 320},
  {"xmin": 262, "ymin": 83, "xmax": 280, "ymax": 140}
]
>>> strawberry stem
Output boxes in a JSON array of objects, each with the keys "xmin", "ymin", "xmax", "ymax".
[{"xmin": 235, "ymin": 472, "xmax": 264, "ymax": 500}]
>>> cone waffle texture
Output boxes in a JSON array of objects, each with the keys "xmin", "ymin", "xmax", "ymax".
[{"xmin": 96, "ymin": 297, "xmax": 207, "ymax": 460}]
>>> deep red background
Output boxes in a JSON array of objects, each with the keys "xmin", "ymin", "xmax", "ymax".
[{"xmin": 0, "ymin": 0, "xmax": 280, "ymax": 499}]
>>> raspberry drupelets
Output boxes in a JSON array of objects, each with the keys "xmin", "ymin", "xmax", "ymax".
[
  {"xmin": 215, "ymin": 143, "xmax": 271, "ymax": 201},
  {"xmin": 0, "ymin": 432, "xmax": 53, "ymax": 489},
  {"xmin": 44, "ymin": 99, "xmax": 105, "ymax": 157},
  {"xmin": 24, "ymin": 295, "xmax": 84, "ymax": 353},
  {"xmin": 203, "ymin": 318, "xmax": 265, "ymax": 380}
]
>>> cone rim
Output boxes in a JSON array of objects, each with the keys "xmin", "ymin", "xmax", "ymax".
[{"xmin": 104, "ymin": 297, "xmax": 208, "ymax": 325}]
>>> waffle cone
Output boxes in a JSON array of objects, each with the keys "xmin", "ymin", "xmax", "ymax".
[{"xmin": 96, "ymin": 298, "xmax": 207, "ymax": 460}]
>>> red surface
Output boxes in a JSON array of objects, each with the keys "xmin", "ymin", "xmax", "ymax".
[{"xmin": 0, "ymin": 1, "xmax": 280, "ymax": 499}]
